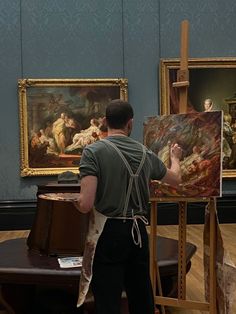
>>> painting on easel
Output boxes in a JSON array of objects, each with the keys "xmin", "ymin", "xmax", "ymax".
[{"xmin": 144, "ymin": 111, "xmax": 223, "ymax": 198}]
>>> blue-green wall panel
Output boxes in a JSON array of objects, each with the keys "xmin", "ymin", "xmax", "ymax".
[
  {"xmin": 123, "ymin": 0, "xmax": 160, "ymax": 140},
  {"xmin": 1, "ymin": 0, "xmax": 236, "ymax": 200},
  {"xmin": 160, "ymin": 0, "xmax": 236, "ymax": 57},
  {"xmin": 0, "ymin": 1, "xmax": 23, "ymax": 199},
  {"xmin": 21, "ymin": 0, "xmax": 124, "ymax": 77}
]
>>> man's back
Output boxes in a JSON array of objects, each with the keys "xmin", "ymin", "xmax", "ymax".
[{"xmin": 79, "ymin": 135, "xmax": 166, "ymax": 217}]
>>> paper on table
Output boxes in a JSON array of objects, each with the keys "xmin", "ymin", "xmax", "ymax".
[{"xmin": 58, "ymin": 256, "xmax": 83, "ymax": 268}]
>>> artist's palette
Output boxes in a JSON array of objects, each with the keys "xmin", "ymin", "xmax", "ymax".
[{"xmin": 38, "ymin": 193, "xmax": 80, "ymax": 202}]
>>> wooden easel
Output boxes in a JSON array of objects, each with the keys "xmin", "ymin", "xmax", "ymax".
[
  {"xmin": 150, "ymin": 20, "xmax": 217, "ymax": 313},
  {"xmin": 149, "ymin": 197, "xmax": 217, "ymax": 313}
]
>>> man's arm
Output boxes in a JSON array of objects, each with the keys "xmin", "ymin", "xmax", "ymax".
[
  {"xmin": 74, "ymin": 175, "xmax": 98, "ymax": 213},
  {"xmin": 161, "ymin": 143, "xmax": 182, "ymax": 187}
]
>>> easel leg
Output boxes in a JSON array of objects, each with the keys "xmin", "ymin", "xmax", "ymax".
[
  {"xmin": 155, "ymin": 262, "xmax": 166, "ymax": 314},
  {"xmin": 150, "ymin": 201, "xmax": 157, "ymax": 293},
  {"xmin": 178, "ymin": 201, "xmax": 187, "ymax": 300},
  {"xmin": 209, "ymin": 198, "xmax": 217, "ymax": 314},
  {"xmin": 150, "ymin": 201, "xmax": 165, "ymax": 314}
]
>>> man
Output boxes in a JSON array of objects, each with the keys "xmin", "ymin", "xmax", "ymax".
[{"xmin": 75, "ymin": 99, "xmax": 182, "ymax": 314}]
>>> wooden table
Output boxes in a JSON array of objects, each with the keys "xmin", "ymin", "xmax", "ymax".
[
  {"xmin": 0, "ymin": 235, "xmax": 197, "ymax": 313},
  {"xmin": 0, "ymin": 238, "xmax": 82, "ymax": 314}
]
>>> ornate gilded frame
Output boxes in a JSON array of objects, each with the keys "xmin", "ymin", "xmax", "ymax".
[
  {"xmin": 160, "ymin": 57, "xmax": 236, "ymax": 178},
  {"xmin": 19, "ymin": 78, "xmax": 128, "ymax": 177}
]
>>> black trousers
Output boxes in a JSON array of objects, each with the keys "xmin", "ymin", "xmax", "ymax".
[{"xmin": 91, "ymin": 218, "xmax": 155, "ymax": 314}]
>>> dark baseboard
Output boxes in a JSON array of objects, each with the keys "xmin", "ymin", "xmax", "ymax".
[
  {"xmin": 155, "ymin": 195, "xmax": 236, "ymax": 225},
  {"xmin": 0, "ymin": 200, "xmax": 36, "ymax": 231},
  {"xmin": 0, "ymin": 195, "xmax": 236, "ymax": 230}
]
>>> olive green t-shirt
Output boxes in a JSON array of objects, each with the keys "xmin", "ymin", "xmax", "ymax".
[{"xmin": 79, "ymin": 136, "xmax": 166, "ymax": 217}]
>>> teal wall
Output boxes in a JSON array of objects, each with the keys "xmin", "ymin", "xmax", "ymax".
[{"xmin": 1, "ymin": 0, "xmax": 236, "ymax": 200}]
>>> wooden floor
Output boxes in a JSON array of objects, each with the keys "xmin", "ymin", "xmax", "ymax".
[{"xmin": 0, "ymin": 224, "xmax": 235, "ymax": 314}]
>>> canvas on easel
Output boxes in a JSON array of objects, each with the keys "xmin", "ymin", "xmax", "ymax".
[{"xmin": 144, "ymin": 111, "xmax": 223, "ymax": 198}]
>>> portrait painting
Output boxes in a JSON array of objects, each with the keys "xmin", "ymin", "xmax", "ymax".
[
  {"xmin": 143, "ymin": 111, "xmax": 223, "ymax": 198},
  {"xmin": 160, "ymin": 57, "xmax": 236, "ymax": 177},
  {"xmin": 19, "ymin": 78, "xmax": 128, "ymax": 177}
]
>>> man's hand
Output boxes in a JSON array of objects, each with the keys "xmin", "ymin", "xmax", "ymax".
[{"xmin": 170, "ymin": 143, "xmax": 182, "ymax": 161}]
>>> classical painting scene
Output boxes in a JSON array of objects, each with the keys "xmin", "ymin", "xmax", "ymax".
[
  {"xmin": 19, "ymin": 79, "xmax": 127, "ymax": 175},
  {"xmin": 144, "ymin": 111, "xmax": 223, "ymax": 198},
  {"xmin": 161, "ymin": 61, "xmax": 236, "ymax": 175}
]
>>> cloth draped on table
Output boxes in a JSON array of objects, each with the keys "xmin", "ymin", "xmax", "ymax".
[{"xmin": 204, "ymin": 204, "xmax": 236, "ymax": 314}]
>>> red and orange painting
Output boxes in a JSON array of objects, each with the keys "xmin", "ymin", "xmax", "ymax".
[{"xmin": 144, "ymin": 111, "xmax": 223, "ymax": 198}]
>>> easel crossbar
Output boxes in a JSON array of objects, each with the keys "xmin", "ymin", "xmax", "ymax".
[{"xmin": 155, "ymin": 296, "xmax": 210, "ymax": 311}]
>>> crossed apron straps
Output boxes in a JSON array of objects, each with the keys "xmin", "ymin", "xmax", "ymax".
[
  {"xmin": 101, "ymin": 139, "xmax": 148, "ymax": 247},
  {"xmin": 77, "ymin": 138, "xmax": 148, "ymax": 307}
]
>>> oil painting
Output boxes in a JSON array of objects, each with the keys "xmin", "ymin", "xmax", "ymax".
[
  {"xmin": 160, "ymin": 57, "xmax": 236, "ymax": 177},
  {"xmin": 19, "ymin": 78, "xmax": 128, "ymax": 177},
  {"xmin": 144, "ymin": 111, "xmax": 223, "ymax": 198}
]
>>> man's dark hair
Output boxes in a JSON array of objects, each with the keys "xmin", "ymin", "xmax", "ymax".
[{"xmin": 105, "ymin": 99, "xmax": 133, "ymax": 129}]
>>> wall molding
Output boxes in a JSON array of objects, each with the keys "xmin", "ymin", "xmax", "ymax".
[{"xmin": 0, "ymin": 195, "xmax": 235, "ymax": 230}]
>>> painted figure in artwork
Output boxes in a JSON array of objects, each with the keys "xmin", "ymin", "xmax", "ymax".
[
  {"xmin": 65, "ymin": 118, "xmax": 101, "ymax": 153},
  {"xmin": 203, "ymin": 98, "xmax": 214, "ymax": 112}
]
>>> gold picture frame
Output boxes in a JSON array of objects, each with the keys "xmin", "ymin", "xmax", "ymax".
[
  {"xmin": 19, "ymin": 78, "xmax": 128, "ymax": 177},
  {"xmin": 160, "ymin": 57, "xmax": 236, "ymax": 178}
]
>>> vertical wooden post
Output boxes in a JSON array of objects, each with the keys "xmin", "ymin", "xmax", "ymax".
[
  {"xmin": 179, "ymin": 20, "xmax": 189, "ymax": 114},
  {"xmin": 150, "ymin": 200, "xmax": 157, "ymax": 293},
  {"xmin": 150, "ymin": 201, "xmax": 166, "ymax": 314},
  {"xmin": 173, "ymin": 20, "xmax": 189, "ymax": 301},
  {"xmin": 209, "ymin": 198, "xmax": 217, "ymax": 314},
  {"xmin": 180, "ymin": 20, "xmax": 189, "ymax": 71},
  {"xmin": 178, "ymin": 201, "xmax": 187, "ymax": 299},
  {"xmin": 172, "ymin": 19, "xmax": 189, "ymax": 114}
]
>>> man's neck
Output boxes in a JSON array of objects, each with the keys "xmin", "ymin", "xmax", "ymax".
[{"xmin": 108, "ymin": 128, "xmax": 128, "ymax": 137}]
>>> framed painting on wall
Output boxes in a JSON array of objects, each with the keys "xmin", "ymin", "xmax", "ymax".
[
  {"xmin": 19, "ymin": 78, "xmax": 128, "ymax": 177},
  {"xmin": 144, "ymin": 111, "xmax": 223, "ymax": 198},
  {"xmin": 160, "ymin": 57, "xmax": 236, "ymax": 178}
]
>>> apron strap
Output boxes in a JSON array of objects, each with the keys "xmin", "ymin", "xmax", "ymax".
[
  {"xmin": 108, "ymin": 214, "xmax": 149, "ymax": 248},
  {"xmin": 131, "ymin": 215, "xmax": 149, "ymax": 248},
  {"xmin": 101, "ymin": 139, "xmax": 146, "ymax": 217}
]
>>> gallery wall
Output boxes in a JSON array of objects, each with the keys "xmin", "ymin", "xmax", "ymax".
[{"xmin": 1, "ymin": 0, "xmax": 236, "ymax": 203}]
